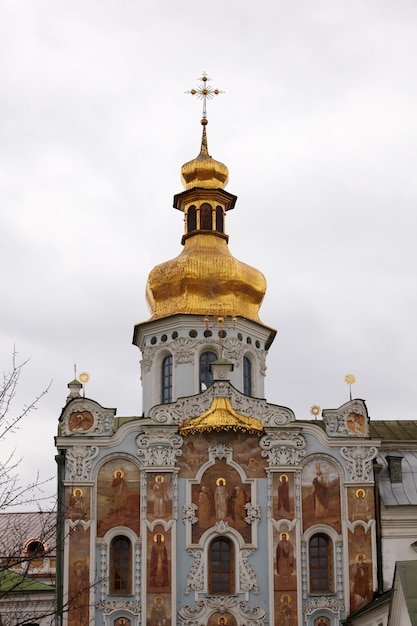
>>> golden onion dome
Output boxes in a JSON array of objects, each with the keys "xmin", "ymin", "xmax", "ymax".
[
  {"xmin": 181, "ymin": 123, "xmax": 229, "ymax": 190},
  {"xmin": 146, "ymin": 233, "xmax": 266, "ymax": 323},
  {"xmin": 145, "ymin": 121, "xmax": 267, "ymax": 324}
]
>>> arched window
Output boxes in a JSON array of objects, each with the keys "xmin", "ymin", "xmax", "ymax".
[
  {"xmin": 200, "ymin": 203, "xmax": 212, "ymax": 230},
  {"xmin": 110, "ymin": 536, "xmax": 132, "ymax": 594},
  {"xmin": 187, "ymin": 205, "xmax": 197, "ymax": 233},
  {"xmin": 199, "ymin": 351, "xmax": 217, "ymax": 391},
  {"xmin": 215, "ymin": 206, "xmax": 224, "ymax": 233},
  {"xmin": 243, "ymin": 356, "xmax": 252, "ymax": 396},
  {"xmin": 209, "ymin": 537, "xmax": 234, "ymax": 594},
  {"xmin": 23, "ymin": 538, "xmax": 47, "ymax": 558},
  {"xmin": 161, "ymin": 355, "xmax": 173, "ymax": 404},
  {"xmin": 309, "ymin": 533, "xmax": 333, "ymax": 593}
]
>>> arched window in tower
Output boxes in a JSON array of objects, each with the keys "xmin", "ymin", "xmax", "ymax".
[
  {"xmin": 209, "ymin": 537, "xmax": 235, "ymax": 594},
  {"xmin": 200, "ymin": 202, "xmax": 212, "ymax": 230},
  {"xmin": 199, "ymin": 351, "xmax": 217, "ymax": 391},
  {"xmin": 309, "ymin": 533, "xmax": 333, "ymax": 594},
  {"xmin": 243, "ymin": 355, "xmax": 252, "ymax": 396},
  {"xmin": 215, "ymin": 206, "xmax": 224, "ymax": 233},
  {"xmin": 187, "ymin": 205, "xmax": 197, "ymax": 233},
  {"xmin": 110, "ymin": 536, "xmax": 132, "ymax": 594},
  {"xmin": 161, "ymin": 355, "xmax": 173, "ymax": 404}
]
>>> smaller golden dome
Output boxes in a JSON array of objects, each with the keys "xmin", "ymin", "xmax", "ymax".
[
  {"xmin": 181, "ymin": 124, "xmax": 229, "ymax": 190},
  {"xmin": 178, "ymin": 396, "xmax": 264, "ymax": 436}
]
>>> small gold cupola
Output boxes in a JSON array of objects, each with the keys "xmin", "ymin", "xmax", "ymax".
[
  {"xmin": 178, "ymin": 396, "xmax": 264, "ymax": 436},
  {"xmin": 144, "ymin": 74, "xmax": 267, "ymax": 324}
]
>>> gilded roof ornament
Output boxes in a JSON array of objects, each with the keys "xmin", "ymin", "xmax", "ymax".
[
  {"xmin": 182, "ymin": 73, "xmax": 228, "ymax": 190},
  {"xmin": 186, "ymin": 72, "xmax": 224, "ymax": 127},
  {"xmin": 178, "ymin": 396, "xmax": 264, "ymax": 436},
  {"xmin": 345, "ymin": 373, "xmax": 356, "ymax": 400}
]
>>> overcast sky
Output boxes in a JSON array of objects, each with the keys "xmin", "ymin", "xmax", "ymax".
[{"xmin": 1, "ymin": 0, "xmax": 416, "ymax": 504}]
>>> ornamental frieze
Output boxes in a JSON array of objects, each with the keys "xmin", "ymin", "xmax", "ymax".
[
  {"xmin": 341, "ymin": 445, "xmax": 378, "ymax": 482},
  {"xmin": 61, "ymin": 401, "xmax": 114, "ymax": 436},
  {"xmin": 323, "ymin": 399, "xmax": 370, "ymax": 438},
  {"xmin": 149, "ymin": 381, "xmax": 296, "ymax": 426},
  {"xmin": 65, "ymin": 444, "xmax": 99, "ymax": 480},
  {"xmin": 260, "ymin": 432, "xmax": 307, "ymax": 467},
  {"xmin": 178, "ymin": 597, "xmax": 266, "ymax": 626},
  {"xmin": 136, "ymin": 429, "xmax": 183, "ymax": 467}
]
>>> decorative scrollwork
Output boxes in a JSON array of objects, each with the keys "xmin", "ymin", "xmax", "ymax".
[
  {"xmin": 136, "ymin": 430, "xmax": 183, "ymax": 467},
  {"xmin": 340, "ymin": 446, "xmax": 378, "ymax": 482},
  {"xmin": 66, "ymin": 445, "xmax": 99, "ymax": 480},
  {"xmin": 244, "ymin": 503, "xmax": 261, "ymax": 524},
  {"xmin": 260, "ymin": 432, "xmax": 306, "ymax": 466},
  {"xmin": 183, "ymin": 503, "xmax": 198, "ymax": 525}
]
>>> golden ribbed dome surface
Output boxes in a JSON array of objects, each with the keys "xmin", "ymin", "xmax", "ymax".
[
  {"xmin": 178, "ymin": 397, "xmax": 264, "ymax": 436},
  {"xmin": 146, "ymin": 233, "xmax": 266, "ymax": 323},
  {"xmin": 181, "ymin": 125, "xmax": 229, "ymax": 190}
]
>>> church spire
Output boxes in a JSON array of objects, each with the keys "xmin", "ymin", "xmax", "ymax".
[{"xmin": 143, "ymin": 74, "xmax": 268, "ymax": 324}]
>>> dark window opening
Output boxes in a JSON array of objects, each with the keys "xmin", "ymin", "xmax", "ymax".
[
  {"xmin": 200, "ymin": 203, "xmax": 212, "ymax": 230},
  {"xmin": 110, "ymin": 536, "xmax": 131, "ymax": 594},
  {"xmin": 309, "ymin": 534, "xmax": 333, "ymax": 593},
  {"xmin": 209, "ymin": 538, "xmax": 234, "ymax": 594},
  {"xmin": 187, "ymin": 205, "xmax": 197, "ymax": 232},
  {"xmin": 199, "ymin": 351, "xmax": 217, "ymax": 391},
  {"xmin": 161, "ymin": 355, "xmax": 173, "ymax": 404},
  {"xmin": 215, "ymin": 206, "xmax": 224, "ymax": 233},
  {"xmin": 243, "ymin": 356, "xmax": 252, "ymax": 396}
]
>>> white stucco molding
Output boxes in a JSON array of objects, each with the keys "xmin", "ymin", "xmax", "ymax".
[
  {"xmin": 340, "ymin": 445, "xmax": 378, "ymax": 482},
  {"xmin": 149, "ymin": 381, "xmax": 296, "ymax": 426}
]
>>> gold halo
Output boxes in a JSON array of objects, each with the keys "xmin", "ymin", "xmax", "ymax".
[
  {"xmin": 153, "ymin": 533, "xmax": 165, "ymax": 543},
  {"xmin": 113, "ymin": 468, "xmax": 125, "ymax": 478},
  {"xmin": 356, "ymin": 552, "xmax": 366, "ymax": 562},
  {"xmin": 279, "ymin": 531, "xmax": 289, "ymax": 541},
  {"xmin": 280, "ymin": 594, "xmax": 291, "ymax": 603},
  {"xmin": 216, "ymin": 477, "xmax": 226, "ymax": 486},
  {"xmin": 78, "ymin": 372, "xmax": 90, "ymax": 384},
  {"xmin": 155, "ymin": 475, "xmax": 164, "ymax": 483},
  {"xmin": 73, "ymin": 488, "xmax": 83, "ymax": 497},
  {"xmin": 355, "ymin": 488, "xmax": 366, "ymax": 499},
  {"xmin": 279, "ymin": 474, "xmax": 288, "ymax": 483},
  {"xmin": 154, "ymin": 596, "xmax": 164, "ymax": 604}
]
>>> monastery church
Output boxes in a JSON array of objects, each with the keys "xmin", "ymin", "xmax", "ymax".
[{"xmin": 52, "ymin": 76, "xmax": 417, "ymax": 626}]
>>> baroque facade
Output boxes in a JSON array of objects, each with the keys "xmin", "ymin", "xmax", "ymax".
[{"xmin": 55, "ymin": 84, "xmax": 417, "ymax": 626}]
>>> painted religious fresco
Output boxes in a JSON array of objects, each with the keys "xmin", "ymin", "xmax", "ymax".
[
  {"xmin": 147, "ymin": 525, "xmax": 171, "ymax": 596},
  {"xmin": 348, "ymin": 525, "xmax": 373, "ymax": 612},
  {"xmin": 147, "ymin": 473, "xmax": 172, "ymax": 521},
  {"xmin": 66, "ymin": 486, "xmax": 90, "ymax": 521},
  {"xmin": 314, "ymin": 617, "xmax": 330, "ymax": 626},
  {"xmin": 115, "ymin": 618, "xmax": 131, "ymax": 626},
  {"xmin": 97, "ymin": 458, "xmax": 140, "ymax": 536},
  {"xmin": 273, "ymin": 473, "xmax": 294, "ymax": 520},
  {"xmin": 274, "ymin": 526, "xmax": 296, "ymax": 592},
  {"xmin": 302, "ymin": 459, "xmax": 341, "ymax": 532},
  {"xmin": 147, "ymin": 594, "xmax": 171, "ymax": 626},
  {"xmin": 67, "ymin": 524, "xmax": 90, "ymax": 626},
  {"xmin": 346, "ymin": 411, "xmax": 366, "ymax": 436},
  {"xmin": 274, "ymin": 591, "xmax": 297, "ymax": 626},
  {"xmin": 68, "ymin": 409, "xmax": 94, "ymax": 433},
  {"xmin": 191, "ymin": 460, "xmax": 251, "ymax": 543},
  {"xmin": 347, "ymin": 487, "xmax": 374, "ymax": 522},
  {"xmin": 178, "ymin": 431, "xmax": 266, "ymax": 479},
  {"xmin": 207, "ymin": 613, "xmax": 237, "ymax": 626}
]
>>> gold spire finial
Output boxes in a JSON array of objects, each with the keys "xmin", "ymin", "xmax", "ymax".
[
  {"xmin": 345, "ymin": 373, "xmax": 356, "ymax": 400},
  {"xmin": 186, "ymin": 72, "xmax": 224, "ymax": 126}
]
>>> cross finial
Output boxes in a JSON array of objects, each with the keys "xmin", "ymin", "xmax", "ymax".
[{"xmin": 186, "ymin": 72, "xmax": 224, "ymax": 125}]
